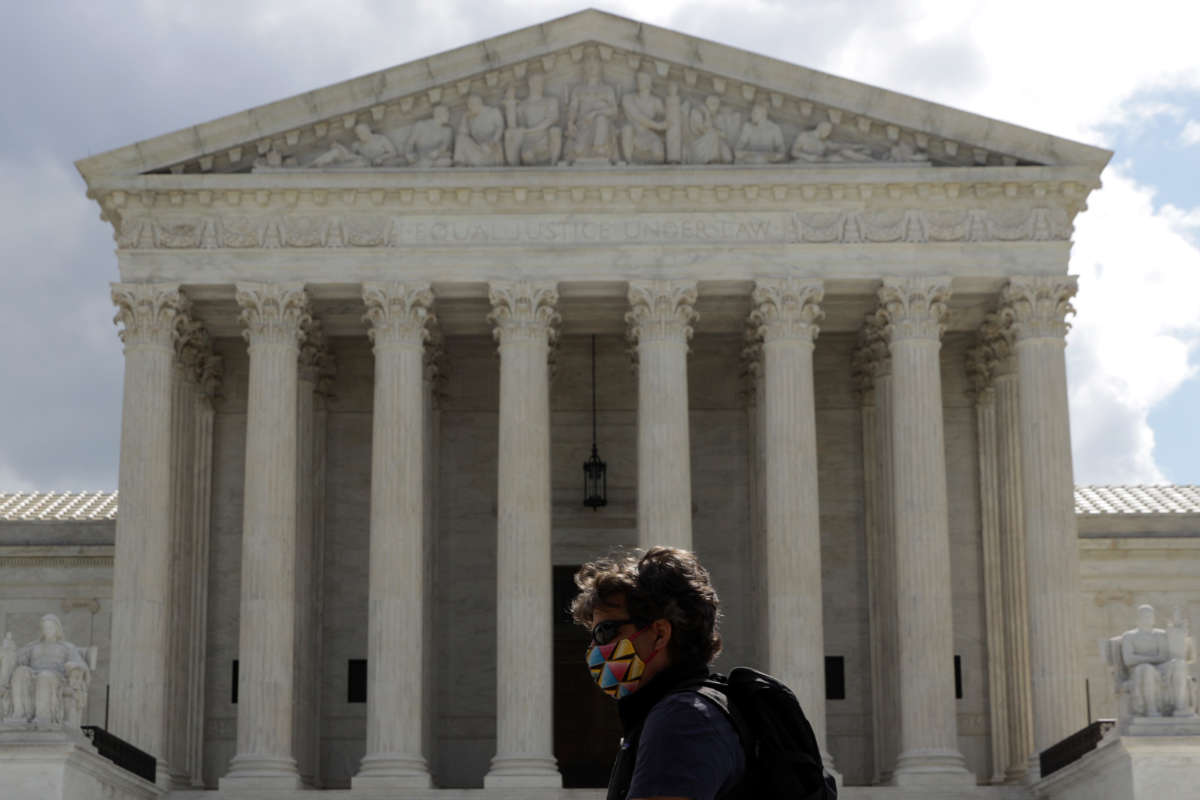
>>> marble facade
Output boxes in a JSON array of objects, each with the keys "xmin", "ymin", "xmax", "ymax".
[{"xmin": 17, "ymin": 7, "xmax": 1173, "ymax": 797}]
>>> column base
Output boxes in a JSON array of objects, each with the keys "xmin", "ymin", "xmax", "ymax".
[
  {"xmin": 220, "ymin": 753, "xmax": 303, "ymax": 791},
  {"xmin": 351, "ymin": 753, "xmax": 433, "ymax": 789},
  {"xmin": 483, "ymin": 755, "xmax": 562, "ymax": 788},
  {"xmin": 890, "ymin": 748, "xmax": 975, "ymax": 787}
]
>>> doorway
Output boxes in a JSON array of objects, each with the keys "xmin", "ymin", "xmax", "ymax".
[{"xmin": 553, "ymin": 565, "xmax": 622, "ymax": 787}]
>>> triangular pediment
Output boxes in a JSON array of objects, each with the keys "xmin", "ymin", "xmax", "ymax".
[{"xmin": 75, "ymin": 9, "xmax": 1108, "ymax": 181}]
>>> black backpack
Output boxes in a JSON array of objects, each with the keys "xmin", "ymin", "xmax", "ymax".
[{"xmin": 689, "ymin": 667, "xmax": 837, "ymax": 800}]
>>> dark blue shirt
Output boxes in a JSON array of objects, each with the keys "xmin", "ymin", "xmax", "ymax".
[{"xmin": 626, "ymin": 691, "xmax": 745, "ymax": 800}]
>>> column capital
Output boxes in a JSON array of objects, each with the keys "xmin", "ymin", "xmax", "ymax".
[
  {"xmin": 1001, "ymin": 276, "xmax": 1077, "ymax": 341},
  {"xmin": 176, "ymin": 318, "xmax": 211, "ymax": 381},
  {"xmin": 198, "ymin": 354, "xmax": 224, "ymax": 402},
  {"xmin": 112, "ymin": 283, "xmax": 186, "ymax": 350},
  {"xmin": 299, "ymin": 320, "xmax": 334, "ymax": 385},
  {"xmin": 236, "ymin": 282, "xmax": 310, "ymax": 347},
  {"xmin": 750, "ymin": 278, "xmax": 824, "ymax": 344},
  {"xmin": 852, "ymin": 315, "xmax": 891, "ymax": 397},
  {"xmin": 363, "ymin": 282, "xmax": 435, "ymax": 351},
  {"xmin": 967, "ymin": 312, "xmax": 1018, "ymax": 398},
  {"xmin": 626, "ymin": 280, "xmax": 698, "ymax": 345},
  {"xmin": 740, "ymin": 327, "xmax": 763, "ymax": 407},
  {"xmin": 488, "ymin": 280, "xmax": 560, "ymax": 345},
  {"xmin": 876, "ymin": 276, "xmax": 951, "ymax": 342}
]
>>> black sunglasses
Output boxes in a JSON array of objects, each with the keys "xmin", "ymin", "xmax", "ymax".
[{"xmin": 590, "ymin": 618, "xmax": 647, "ymax": 646}]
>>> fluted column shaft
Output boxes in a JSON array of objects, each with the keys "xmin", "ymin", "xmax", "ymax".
[
  {"xmin": 188, "ymin": 355, "xmax": 220, "ymax": 788},
  {"xmin": 110, "ymin": 283, "xmax": 184, "ymax": 783},
  {"xmin": 751, "ymin": 279, "xmax": 831, "ymax": 764},
  {"xmin": 878, "ymin": 277, "xmax": 971, "ymax": 786},
  {"xmin": 994, "ymin": 362, "xmax": 1034, "ymax": 780},
  {"xmin": 857, "ymin": 325, "xmax": 899, "ymax": 784},
  {"xmin": 222, "ymin": 282, "xmax": 309, "ymax": 789},
  {"xmin": 627, "ymin": 280, "xmax": 698, "ymax": 550},
  {"xmin": 485, "ymin": 281, "xmax": 561, "ymax": 788},
  {"xmin": 1003, "ymin": 276, "xmax": 1085, "ymax": 759},
  {"xmin": 355, "ymin": 283, "xmax": 435, "ymax": 788}
]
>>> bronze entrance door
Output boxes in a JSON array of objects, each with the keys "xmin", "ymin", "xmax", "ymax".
[{"xmin": 553, "ymin": 565, "xmax": 622, "ymax": 787}]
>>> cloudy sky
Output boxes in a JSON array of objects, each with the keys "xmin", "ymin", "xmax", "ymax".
[{"xmin": 2, "ymin": 0, "xmax": 1197, "ymax": 491}]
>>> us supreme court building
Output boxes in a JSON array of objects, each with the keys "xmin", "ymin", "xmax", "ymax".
[{"xmin": 64, "ymin": 8, "xmax": 1139, "ymax": 796}]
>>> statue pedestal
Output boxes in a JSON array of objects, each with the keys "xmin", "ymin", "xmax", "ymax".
[
  {"xmin": 1033, "ymin": 730, "xmax": 1200, "ymax": 800},
  {"xmin": 0, "ymin": 728, "xmax": 162, "ymax": 800}
]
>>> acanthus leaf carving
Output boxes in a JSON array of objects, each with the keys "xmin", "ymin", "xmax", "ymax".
[
  {"xmin": 487, "ymin": 280, "xmax": 560, "ymax": 347},
  {"xmin": 749, "ymin": 278, "xmax": 824, "ymax": 344},
  {"xmin": 1001, "ymin": 276, "xmax": 1077, "ymax": 341},
  {"xmin": 875, "ymin": 276, "xmax": 952, "ymax": 342},
  {"xmin": 625, "ymin": 279, "xmax": 699, "ymax": 345},
  {"xmin": 235, "ymin": 282, "xmax": 311, "ymax": 348},
  {"xmin": 111, "ymin": 282, "xmax": 185, "ymax": 350},
  {"xmin": 362, "ymin": 281, "xmax": 435, "ymax": 350}
]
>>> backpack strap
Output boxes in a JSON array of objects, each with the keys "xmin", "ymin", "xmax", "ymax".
[{"xmin": 674, "ymin": 680, "xmax": 751, "ymax": 800}]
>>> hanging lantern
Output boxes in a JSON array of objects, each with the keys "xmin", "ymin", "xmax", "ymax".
[{"xmin": 583, "ymin": 335, "xmax": 608, "ymax": 510}]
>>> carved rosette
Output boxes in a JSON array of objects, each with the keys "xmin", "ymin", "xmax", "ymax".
[
  {"xmin": 749, "ymin": 278, "xmax": 824, "ymax": 344},
  {"xmin": 111, "ymin": 283, "xmax": 185, "ymax": 350},
  {"xmin": 852, "ymin": 315, "xmax": 891, "ymax": 398},
  {"xmin": 487, "ymin": 280, "xmax": 561, "ymax": 346},
  {"xmin": 236, "ymin": 282, "xmax": 311, "ymax": 348},
  {"xmin": 1001, "ymin": 276, "xmax": 1078, "ymax": 341},
  {"xmin": 625, "ymin": 280, "xmax": 699, "ymax": 346},
  {"xmin": 875, "ymin": 276, "xmax": 952, "ymax": 342},
  {"xmin": 362, "ymin": 281, "xmax": 436, "ymax": 352}
]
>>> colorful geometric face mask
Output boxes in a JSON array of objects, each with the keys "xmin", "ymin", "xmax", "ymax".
[{"xmin": 586, "ymin": 632, "xmax": 653, "ymax": 699}]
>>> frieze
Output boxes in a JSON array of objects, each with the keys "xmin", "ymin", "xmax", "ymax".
[
  {"xmin": 153, "ymin": 43, "xmax": 1033, "ymax": 176},
  {"xmin": 114, "ymin": 205, "xmax": 1072, "ymax": 250}
]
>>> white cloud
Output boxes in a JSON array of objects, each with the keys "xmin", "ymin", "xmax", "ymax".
[
  {"xmin": 1068, "ymin": 166, "xmax": 1200, "ymax": 484},
  {"xmin": 1181, "ymin": 120, "xmax": 1200, "ymax": 146},
  {"xmin": 5, "ymin": 0, "xmax": 1200, "ymax": 486}
]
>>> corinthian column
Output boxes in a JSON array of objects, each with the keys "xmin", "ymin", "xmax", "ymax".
[
  {"xmin": 967, "ymin": 336, "xmax": 1009, "ymax": 785},
  {"xmin": 877, "ymin": 277, "xmax": 971, "ymax": 786},
  {"xmin": 855, "ymin": 319, "xmax": 899, "ymax": 784},
  {"xmin": 750, "ymin": 279, "xmax": 833, "ymax": 768},
  {"xmin": 110, "ymin": 283, "xmax": 185, "ymax": 784},
  {"xmin": 626, "ymin": 280, "xmax": 698, "ymax": 550},
  {"xmin": 222, "ymin": 282, "xmax": 310, "ymax": 790},
  {"xmin": 990, "ymin": 321, "xmax": 1034, "ymax": 781},
  {"xmin": 484, "ymin": 281, "xmax": 561, "ymax": 788},
  {"xmin": 1001, "ymin": 276, "xmax": 1084, "ymax": 760},
  {"xmin": 354, "ymin": 282, "xmax": 435, "ymax": 789}
]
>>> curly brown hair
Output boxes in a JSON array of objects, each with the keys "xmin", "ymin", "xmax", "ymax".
[{"xmin": 570, "ymin": 546, "xmax": 723, "ymax": 667}]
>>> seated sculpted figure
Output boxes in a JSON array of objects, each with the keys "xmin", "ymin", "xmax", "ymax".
[
  {"xmin": 1108, "ymin": 604, "xmax": 1197, "ymax": 718},
  {"xmin": 310, "ymin": 123, "xmax": 399, "ymax": 168},
  {"xmin": 503, "ymin": 74, "xmax": 562, "ymax": 166},
  {"xmin": 3, "ymin": 614, "xmax": 96, "ymax": 727},
  {"xmin": 566, "ymin": 53, "xmax": 619, "ymax": 164},
  {"xmin": 734, "ymin": 103, "xmax": 786, "ymax": 164},
  {"xmin": 406, "ymin": 105, "xmax": 454, "ymax": 167},
  {"xmin": 454, "ymin": 94, "xmax": 505, "ymax": 167},
  {"xmin": 620, "ymin": 71, "xmax": 669, "ymax": 164},
  {"xmin": 684, "ymin": 95, "xmax": 733, "ymax": 165}
]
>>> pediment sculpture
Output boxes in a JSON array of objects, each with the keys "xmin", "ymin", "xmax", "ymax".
[
  {"xmin": 243, "ymin": 46, "xmax": 946, "ymax": 173},
  {"xmin": 0, "ymin": 614, "xmax": 98, "ymax": 729},
  {"xmin": 1105, "ymin": 605, "xmax": 1197, "ymax": 720}
]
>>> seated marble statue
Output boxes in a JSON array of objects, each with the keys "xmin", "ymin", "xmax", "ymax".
[
  {"xmin": 454, "ymin": 94, "xmax": 505, "ymax": 167},
  {"xmin": 620, "ymin": 71, "xmax": 669, "ymax": 164},
  {"xmin": 791, "ymin": 120, "xmax": 872, "ymax": 162},
  {"xmin": 734, "ymin": 103, "xmax": 786, "ymax": 164},
  {"xmin": 683, "ymin": 95, "xmax": 733, "ymax": 165},
  {"xmin": 310, "ymin": 123, "xmax": 399, "ymax": 168},
  {"xmin": 503, "ymin": 74, "xmax": 562, "ymax": 166},
  {"xmin": 566, "ymin": 54, "xmax": 619, "ymax": 163},
  {"xmin": 1107, "ymin": 604, "xmax": 1198, "ymax": 718},
  {"xmin": 406, "ymin": 105, "xmax": 454, "ymax": 167},
  {"xmin": 2, "ymin": 614, "xmax": 97, "ymax": 727}
]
